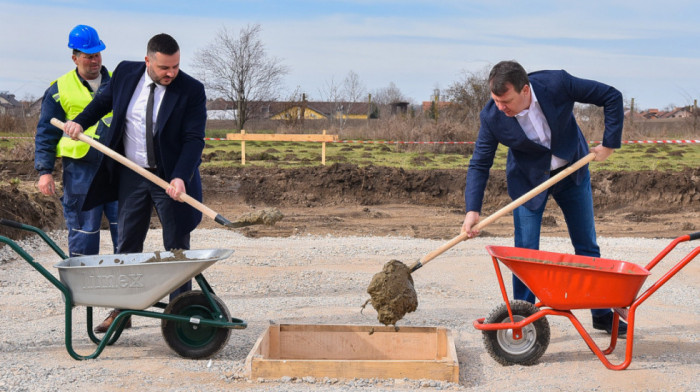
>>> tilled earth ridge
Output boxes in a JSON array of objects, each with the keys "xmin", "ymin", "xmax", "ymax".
[{"xmin": 1, "ymin": 161, "xmax": 698, "ymax": 242}]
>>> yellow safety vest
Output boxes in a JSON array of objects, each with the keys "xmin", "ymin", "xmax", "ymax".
[{"xmin": 53, "ymin": 70, "xmax": 113, "ymax": 159}]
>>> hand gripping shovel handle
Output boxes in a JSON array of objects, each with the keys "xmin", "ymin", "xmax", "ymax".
[
  {"xmin": 50, "ymin": 118, "xmax": 242, "ymax": 228},
  {"xmin": 408, "ymin": 152, "xmax": 597, "ymax": 272}
]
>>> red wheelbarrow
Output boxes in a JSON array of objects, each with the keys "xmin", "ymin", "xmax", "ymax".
[{"xmin": 473, "ymin": 232, "xmax": 700, "ymax": 370}]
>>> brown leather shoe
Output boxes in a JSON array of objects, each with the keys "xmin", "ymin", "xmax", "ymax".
[{"xmin": 94, "ymin": 309, "xmax": 132, "ymax": 333}]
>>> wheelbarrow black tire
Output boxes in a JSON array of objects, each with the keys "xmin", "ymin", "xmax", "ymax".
[
  {"xmin": 482, "ymin": 300, "xmax": 550, "ymax": 366},
  {"xmin": 161, "ymin": 291, "xmax": 231, "ymax": 359}
]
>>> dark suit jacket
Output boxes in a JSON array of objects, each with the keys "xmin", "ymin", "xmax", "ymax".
[
  {"xmin": 465, "ymin": 70, "xmax": 623, "ymax": 212},
  {"xmin": 74, "ymin": 60, "xmax": 206, "ymax": 234}
]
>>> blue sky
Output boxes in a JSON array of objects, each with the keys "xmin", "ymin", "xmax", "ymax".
[{"xmin": 2, "ymin": 0, "xmax": 699, "ymax": 110}]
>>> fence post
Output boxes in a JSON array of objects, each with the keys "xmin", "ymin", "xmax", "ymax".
[
  {"xmin": 241, "ymin": 129, "xmax": 246, "ymax": 165},
  {"xmin": 322, "ymin": 129, "xmax": 327, "ymax": 165}
]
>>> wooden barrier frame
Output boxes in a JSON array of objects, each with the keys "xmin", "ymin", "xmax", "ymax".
[{"xmin": 226, "ymin": 130, "xmax": 339, "ymax": 165}]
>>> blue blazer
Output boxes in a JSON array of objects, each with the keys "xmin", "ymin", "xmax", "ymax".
[
  {"xmin": 74, "ymin": 60, "xmax": 207, "ymax": 234},
  {"xmin": 465, "ymin": 70, "xmax": 623, "ymax": 212}
]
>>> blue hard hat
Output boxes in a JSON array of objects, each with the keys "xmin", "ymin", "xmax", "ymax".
[{"xmin": 68, "ymin": 25, "xmax": 106, "ymax": 54}]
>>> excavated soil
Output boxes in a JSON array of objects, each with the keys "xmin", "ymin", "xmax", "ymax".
[
  {"xmin": 197, "ymin": 164, "xmax": 699, "ymax": 240},
  {"xmin": 364, "ymin": 259, "xmax": 418, "ymax": 326},
  {"xmin": 0, "ymin": 160, "xmax": 698, "ymax": 242}
]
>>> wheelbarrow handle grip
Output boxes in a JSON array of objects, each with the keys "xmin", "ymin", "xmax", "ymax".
[
  {"xmin": 689, "ymin": 231, "xmax": 700, "ymax": 241},
  {"xmin": 0, "ymin": 218, "xmax": 24, "ymax": 229}
]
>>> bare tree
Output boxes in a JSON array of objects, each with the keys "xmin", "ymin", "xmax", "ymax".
[
  {"xmin": 278, "ymin": 86, "xmax": 306, "ymax": 129},
  {"xmin": 343, "ymin": 70, "xmax": 366, "ymax": 103},
  {"xmin": 443, "ymin": 66, "xmax": 491, "ymax": 124},
  {"xmin": 341, "ymin": 70, "xmax": 368, "ymax": 127},
  {"xmin": 317, "ymin": 76, "xmax": 344, "ymax": 128},
  {"xmin": 318, "ymin": 76, "xmax": 343, "ymax": 103},
  {"xmin": 372, "ymin": 82, "xmax": 407, "ymax": 105},
  {"xmin": 194, "ymin": 24, "xmax": 288, "ymax": 130}
]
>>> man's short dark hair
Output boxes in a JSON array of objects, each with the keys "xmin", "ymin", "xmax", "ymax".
[
  {"xmin": 147, "ymin": 33, "xmax": 179, "ymax": 56},
  {"xmin": 489, "ymin": 60, "xmax": 529, "ymax": 95}
]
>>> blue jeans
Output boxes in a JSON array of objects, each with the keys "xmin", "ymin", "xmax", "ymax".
[
  {"xmin": 63, "ymin": 196, "xmax": 119, "ymax": 257},
  {"xmin": 512, "ymin": 170, "xmax": 609, "ymax": 317}
]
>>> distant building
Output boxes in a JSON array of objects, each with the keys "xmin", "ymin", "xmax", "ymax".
[
  {"xmin": 207, "ymin": 99, "xmax": 375, "ymax": 121},
  {"xmin": 206, "ymin": 98, "xmax": 237, "ymax": 120},
  {"xmin": 270, "ymin": 101, "xmax": 373, "ymax": 121},
  {"xmin": 663, "ymin": 106, "xmax": 694, "ymax": 119},
  {"xmin": 629, "ymin": 105, "xmax": 696, "ymax": 120},
  {"xmin": 0, "ymin": 92, "xmax": 22, "ymax": 116}
]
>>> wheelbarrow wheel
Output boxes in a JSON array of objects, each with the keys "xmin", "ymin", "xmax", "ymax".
[
  {"xmin": 482, "ymin": 300, "xmax": 550, "ymax": 366},
  {"xmin": 161, "ymin": 291, "xmax": 231, "ymax": 359}
]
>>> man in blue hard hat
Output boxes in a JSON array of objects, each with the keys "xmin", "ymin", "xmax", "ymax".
[{"xmin": 35, "ymin": 25, "xmax": 124, "ymax": 332}]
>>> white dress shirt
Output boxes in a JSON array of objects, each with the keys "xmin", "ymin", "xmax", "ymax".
[
  {"xmin": 515, "ymin": 85, "xmax": 568, "ymax": 170},
  {"xmin": 124, "ymin": 72, "xmax": 165, "ymax": 167}
]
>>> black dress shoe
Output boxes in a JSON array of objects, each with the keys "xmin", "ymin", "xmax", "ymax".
[{"xmin": 592, "ymin": 312, "xmax": 627, "ymax": 338}]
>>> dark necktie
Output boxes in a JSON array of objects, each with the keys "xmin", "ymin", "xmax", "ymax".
[{"xmin": 145, "ymin": 83, "xmax": 156, "ymax": 168}]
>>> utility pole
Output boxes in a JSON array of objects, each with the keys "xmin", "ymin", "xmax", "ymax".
[
  {"xmin": 433, "ymin": 89, "xmax": 440, "ymax": 123},
  {"xmin": 367, "ymin": 93, "xmax": 372, "ymax": 126},
  {"xmin": 630, "ymin": 98, "xmax": 634, "ymax": 125},
  {"xmin": 301, "ymin": 93, "xmax": 306, "ymax": 127}
]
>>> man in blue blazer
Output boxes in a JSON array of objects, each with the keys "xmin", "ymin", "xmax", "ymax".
[
  {"xmin": 64, "ymin": 33, "xmax": 206, "ymax": 333},
  {"xmin": 461, "ymin": 61, "xmax": 626, "ymax": 336}
]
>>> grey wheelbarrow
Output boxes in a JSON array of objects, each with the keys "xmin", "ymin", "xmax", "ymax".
[{"xmin": 0, "ymin": 219, "xmax": 246, "ymax": 360}]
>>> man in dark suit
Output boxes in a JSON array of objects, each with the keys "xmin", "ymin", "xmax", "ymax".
[
  {"xmin": 64, "ymin": 33, "xmax": 206, "ymax": 333},
  {"xmin": 461, "ymin": 60, "xmax": 626, "ymax": 336}
]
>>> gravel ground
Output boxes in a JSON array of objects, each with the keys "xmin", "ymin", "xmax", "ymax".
[{"xmin": 0, "ymin": 229, "xmax": 698, "ymax": 391}]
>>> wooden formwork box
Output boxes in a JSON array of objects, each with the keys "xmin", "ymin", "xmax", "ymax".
[{"xmin": 245, "ymin": 324, "xmax": 459, "ymax": 382}]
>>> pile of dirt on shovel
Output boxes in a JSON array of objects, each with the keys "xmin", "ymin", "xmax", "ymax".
[{"xmin": 364, "ymin": 259, "xmax": 418, "ymax": 326}]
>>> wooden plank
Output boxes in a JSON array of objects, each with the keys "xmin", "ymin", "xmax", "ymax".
[
  {"xmin": 240, "ymin": 130, "xmax": 246, "ymax": 165},
  {"xmin": 249, "ymin": 358, "xmax": 459, "ymax": 383},
  {"xmin": 277, "ymin": 329, "xmax": 437, "ymax": 360},
  {"xmin": 437, "ymin": 328, "xmax": 447, "ymax": 358},
  {"xmin": 444, "ymin": 330, "xmax": 459, "ymax": 382},
  {"xmin": 321, "ymin": 130, "xmax": 327, "ymax": 165},
  {"xmin": 268, "ymin": 323, "xmax": 280, "ymax": 358},
  {"xmin": 226, "ymin": 133, "xmax": 338, "ymax": 142}
]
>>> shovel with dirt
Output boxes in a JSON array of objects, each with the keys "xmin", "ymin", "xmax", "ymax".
[
  {"xmin": 363, "ymin": 152, "xmax": 597, "ymax": 326},
  {"xmin": 51, "ymin": 118, "xmax": 283, "ymax": 229}
]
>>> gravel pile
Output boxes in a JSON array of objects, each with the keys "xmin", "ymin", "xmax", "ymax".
[{"xmin": 0, "ymin": 229, "xmax": 698, "ymax": 391}]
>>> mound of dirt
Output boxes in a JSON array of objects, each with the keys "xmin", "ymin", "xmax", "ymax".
[
  {"xmin": 0, "ymin": 185, "xmax": 63, "ymax": 241},
  {"xmin": 202, "ymin": 163, "xmax": 483, "ymax": 208},
  {"xmin": 198, "ymin": 164, "xmax": 698, "ymax": 239},
  {"xmin": 201, "ymin": 164, "xmax": 699, "ymax": 213},
  {"xmin": 1, "ymin": 160, "xmax": 697, "ymax": 244}
]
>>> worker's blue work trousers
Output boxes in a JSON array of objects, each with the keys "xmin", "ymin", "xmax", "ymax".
[
  {"xmin": 62, "ymin": 195, "xmax": 118, "ymax": 257},
  {"xmin": 512, "ymin": 170, "xmax": 609, "ymax": 317}
]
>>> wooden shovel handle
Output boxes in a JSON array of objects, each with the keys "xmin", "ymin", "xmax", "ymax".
[
  {"xmin": 410, "ymin": 152, "xmax": 597, "ymax": 271},
  {"xmin": 50, "ymin": 118, "xmax": 220, "ymax": 221}
]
